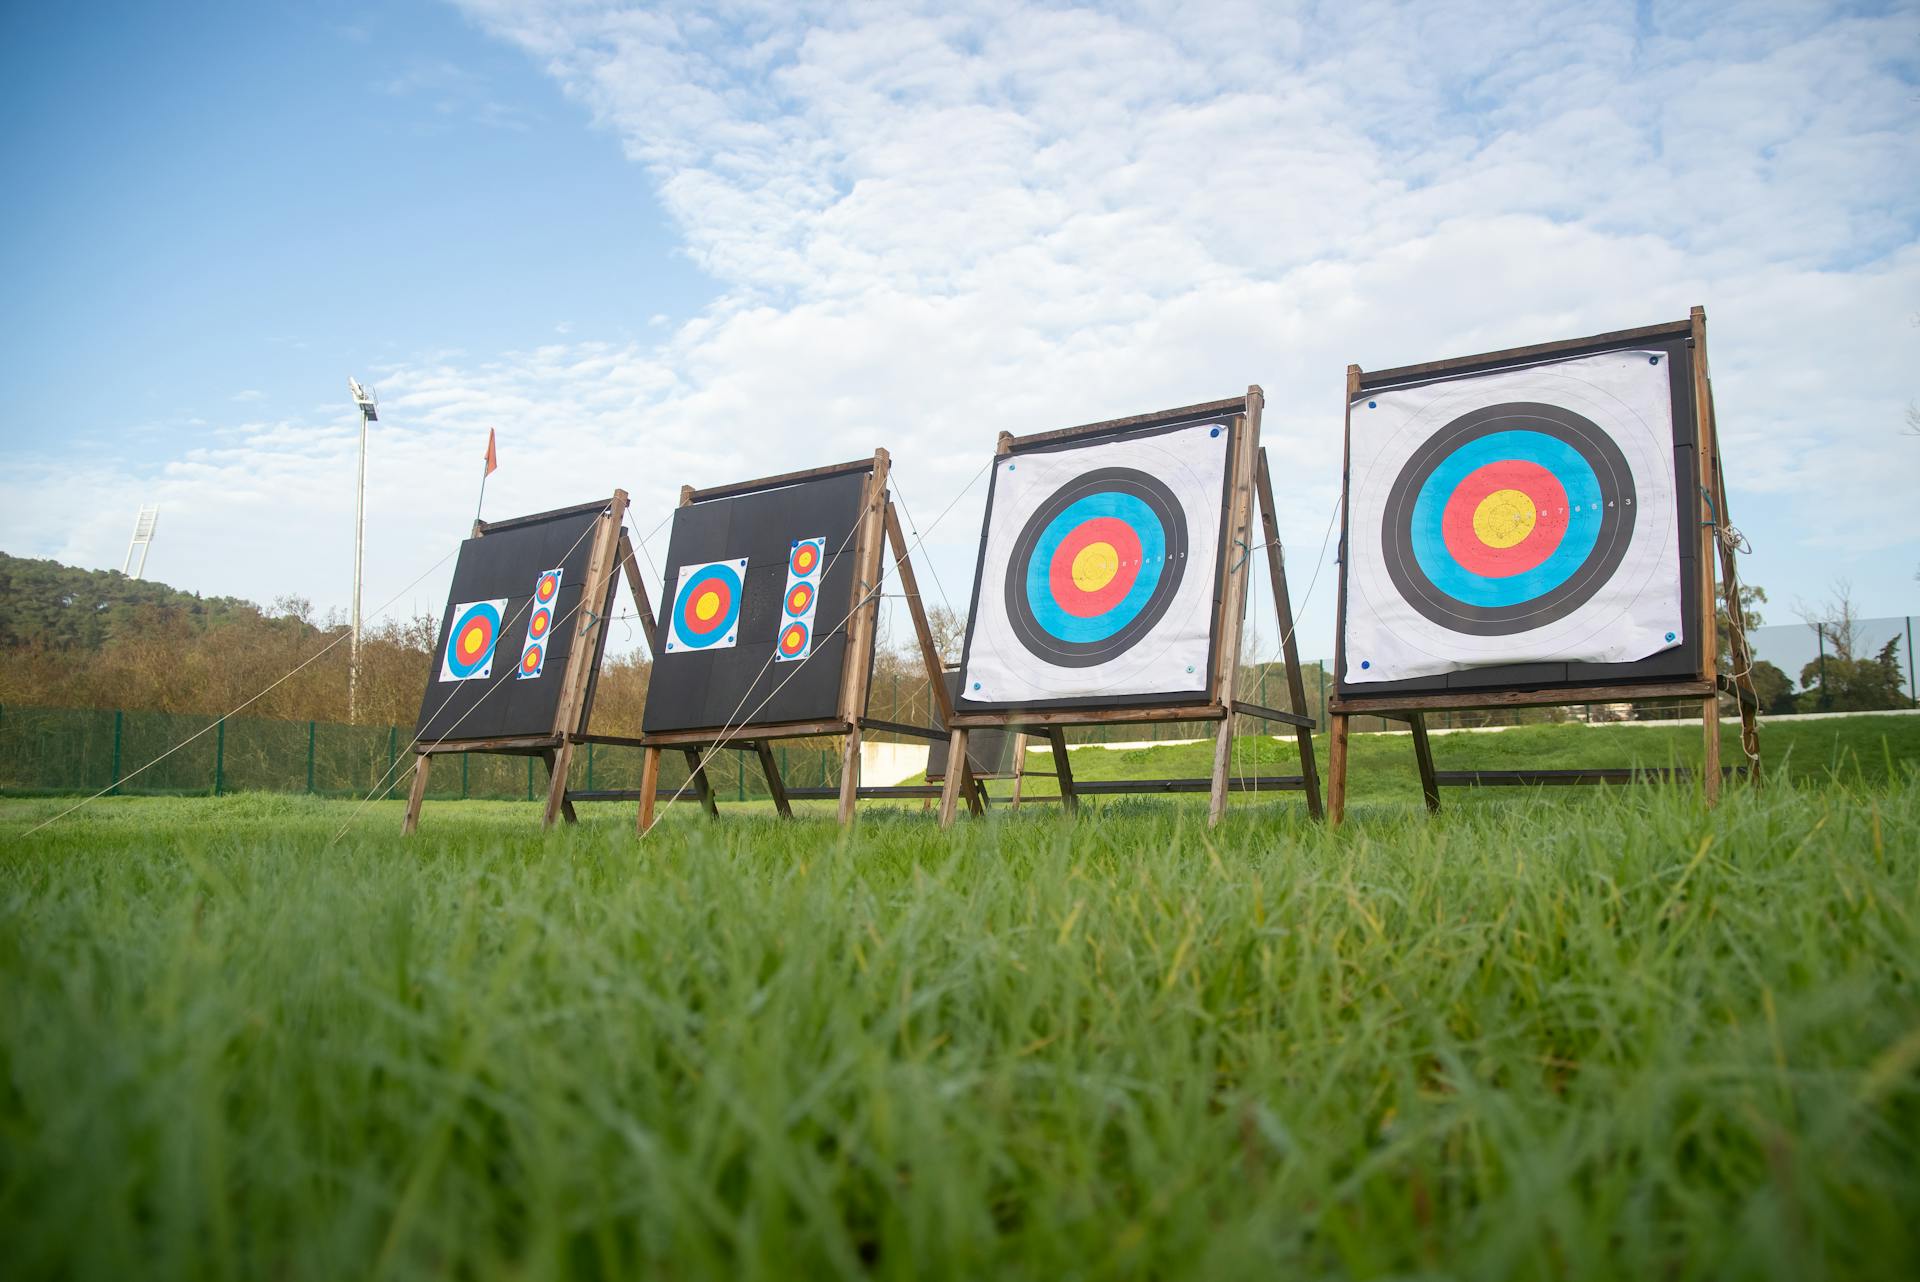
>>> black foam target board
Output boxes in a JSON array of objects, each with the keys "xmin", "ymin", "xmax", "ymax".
[
  {"xmin": 926, "ymin": 671, "xmax": 1018, "ymax": 780},
  {"xmin": 642, "ymin": 471, "xmax": 871, "ymax": 734},
  {"xmin": 1336, "ymin": 330, "xmax": 1703, "ymax": 699},
  {"xmin": 415, "ymin": 504, "xmax": 608, "ymax": 742}
]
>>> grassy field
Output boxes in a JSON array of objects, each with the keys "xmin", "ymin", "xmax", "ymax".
[{"xmin": 3, "ymin": 716, "xmax": 1918, "ymax": 1280}]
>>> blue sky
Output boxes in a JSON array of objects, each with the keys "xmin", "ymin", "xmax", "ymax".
[{"xmin": 2, "ymin": 0, "xmax": 1917, "ymax": 667}]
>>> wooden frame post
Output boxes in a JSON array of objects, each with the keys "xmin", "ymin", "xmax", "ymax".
[
  {"xmin": 837, "ymin": 449, "xmax": 891, "ymax": 824},
  {"xmin": 1254, "ymin": 448, "xmax": 1325, "ymax": 821},
  {"xmin": 1690, "ymin": 306, "xmax": 1722, "ymax": 806},
  {"xmin": 1328, "ymin": 364, "xmax": 1362, "ymax": 826},
  {"xmin": 1047, "ymin": 728, "xmax": 1078, "ymax": 814},
  {"xmin": 402, "ymin": 752, "xmax": 430, "ymax": 833},
  {"xmin": 1206, "ymin": 389, "xmax": 1262, "ymax": 826}
]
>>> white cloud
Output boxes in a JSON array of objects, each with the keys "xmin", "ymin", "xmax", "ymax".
[{"xmin": 5, "ymin": 0, "xmax": 1917, "ymax": 662}]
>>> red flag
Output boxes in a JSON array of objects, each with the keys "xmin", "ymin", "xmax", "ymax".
[{"xmin": 483, "ymin": 429, "xmax": 498, "ymax": 477}]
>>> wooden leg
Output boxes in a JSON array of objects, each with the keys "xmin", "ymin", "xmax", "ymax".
[
  {"xmin": 937, "ymin": 729, "xmax": 970, "ymax": 828},
  {"xmin": 837, "ymin": 724, "xmax": 862, "ymax": 825},
  {"xmin": 637, "ymin": 746, "xmax": 661, "ymax": 835},
  {"xmin": 682, "ymin": 748, "xmax": 719, "ymax": 818},
  {"xmin": 1328, "ymin": 714, "xmax": 1350, "ymax": 826},
  {"xmin": 542, "ymin": 744, "xmax": 576, "ymax": 829},
  {"xmin": 1048, "ymin": 729, "xmax": 1078, "ymax": 815},
  {"xmin": 755, "ymin": 740, "xmax": 792, "ymax": 819},
  {"xmin": 1409, "ymin": 713, "xmax": 1440, "ymax": 814},
  {"xmin": 402, "ymin": 752, "xmax": 430, "ymax": 834},
  {"xmin": 1207, "ymin": 714, "xmax": 1235, "ymax": 828},
  {"xmin": 1295, "ymin": 725, "xmax": 1325, "ymax": 821},
  {"xmin": 1702, "ymin": 694, "xmax": 1722, "ymax": 806},
  {"xmin": 1008, "ymin": 734, "xmax": 1027, "ymax": 811}
]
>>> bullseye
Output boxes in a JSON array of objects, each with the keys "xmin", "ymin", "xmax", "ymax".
[
  {"xmin": 535, "ymin": 572, "xmax": 559, "ymax": 604},
  {"xmin": 520, "ymin": 645, "xmax": 542, "ymax": 675},
  {"xmin": 785, "ymin": 581, "xmax": 814, "ymax": 617},
  {"xmin": 790, "ymin": 542, "xmax": 820, "ymax": 576},
  {"xmin": 694, "ymin": 590, "xmax": 721, "ymax": 622},
  {"xmin": 778, "ymin": 621, "xmax": 810, "ymax": 657},
  {"xmin": 528, "ymin": 607, "xmax": 550, "ymax": 639}
]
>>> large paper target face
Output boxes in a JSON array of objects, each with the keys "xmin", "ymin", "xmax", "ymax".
[
  {"xmin": 961, "ymin": 421, "xmax": 1231, "ymax": 705},
  {"xmin": 1344, "ymin": 351, "xmax": 1682, "ymax": 684},
  {"xmin": 665, "ymin": 559, "xmax": 747, "ymax": 653},
  {"xmin": 438, "ymin": 598, "xmax": 508, "ymax": 682}
]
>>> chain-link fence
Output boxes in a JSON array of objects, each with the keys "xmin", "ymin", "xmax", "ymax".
[{"xmin": 0, "ymin": 703, "xmax": 846, "ymax": 801}]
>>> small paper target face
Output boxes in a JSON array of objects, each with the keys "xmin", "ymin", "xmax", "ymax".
[
  {"xmin": 773, "ymin": 535, "xmax": 825, "ymax": 662},
  {"xmin": 1005, "ymin": 467, "xmax": 1188, "ymax": 667},
  {"xmin": 1382, "ymin": 403, "xmax": 1635, "ymax": 636},
  {"xmin": 439, "ymin": 598, "xmax": 507, "ymax": 682},
  {"xmin": 666, "ymin": 559, "xmax": 747, "ymax": 653},
  {"xmin": 515, "ymin": 567, "xmax": 562, "ymax": 680}
]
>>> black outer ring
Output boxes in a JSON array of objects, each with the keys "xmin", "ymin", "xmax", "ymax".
[
  {"xmin": 1381, "ymin": 401, "xmax": 1636, "ymax": 636},
  {"xmin": 1004, "ymin": 467, "xmax": 1189, "ymax": 668}
]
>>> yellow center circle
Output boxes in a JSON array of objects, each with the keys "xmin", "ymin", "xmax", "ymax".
[
  {"xmin": 1472, "ymin": 489, "xmax": 1536, "ymax": 549},
  {"xmin": 694, "ymin": 590, "xmax": 721, "ymax": 622},
  {"xmin": 1071, "ymin": 541, "xmax": 1120, "ymax": 592},
  {"xmin": 461, "ymin": 627, "xmax": 484, "ymax": 656}
]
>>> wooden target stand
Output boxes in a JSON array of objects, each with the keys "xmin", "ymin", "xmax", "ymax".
[
  {"xmin": 403, "ymin": 492, "xmax": 648, "ymax": 833},
  {"xmin": 1325, "ymin": 307, "xmax": 1761, "ymax": 823},
  {"xmin": 634, "ymin": 451, "xmax": 983, "ymax": 831},
  {"xmin": 938, "ymin": 388, "xmax": 1325, "ymax": 828}
]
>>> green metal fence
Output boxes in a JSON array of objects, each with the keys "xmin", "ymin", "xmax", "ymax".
[{"xmin": 0, "ymin": 704, "xmax": 843, "ymax": 801}]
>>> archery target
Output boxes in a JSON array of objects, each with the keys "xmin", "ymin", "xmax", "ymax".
[
  {"xmin": 961, "ymin": 420, "xmax": 1231, "ymax": 704},
  {"xmin": 773, "ymin": 535, "xmax": 825, "ymax": 662},
  {"xmin": 439, "ymin": 598, "xmax": 508, "ymax": 682},
  {"xmin": 666, "ymin": 559, "xmax": 747, "ymax": 653},
  {"xmin": 1344, "ymin": 350, "xmax": 1682, "ymax": 684},
  {"xmin": 516, "ymin": 566, "xmax": 563, "ymax": 680}
]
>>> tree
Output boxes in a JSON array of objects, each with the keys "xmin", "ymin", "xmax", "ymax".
[{"xmin": 1798, "ymin": 636, "xmax": 1907, "ymax": 712}]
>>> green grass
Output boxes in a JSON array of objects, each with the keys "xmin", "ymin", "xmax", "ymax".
[{"xmin": 3, "ymin": 718, "xmax": 1919, "ymax": 1280}]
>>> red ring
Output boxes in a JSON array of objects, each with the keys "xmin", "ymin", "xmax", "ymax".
[
  {"xmin": 679, "ymin": 577, "xmax": 734, "ymax": 635},
  {"xmin": 1439, "ymin": 460, "xmax": 1569, "ymax": 578},
  {"xmin": 1046, "ymin": 517, "xmax": 1143, "ymax": 618}
]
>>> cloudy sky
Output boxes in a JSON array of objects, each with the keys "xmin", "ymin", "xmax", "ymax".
[{"xmin": 3, "ymin": 0, "xmax": 1916, "ymax": 665}]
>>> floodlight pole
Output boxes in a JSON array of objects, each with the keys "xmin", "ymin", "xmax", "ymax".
[{"xmin": 349, "ymin": 378, "xmax": 378, "ymax": 725}]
